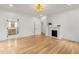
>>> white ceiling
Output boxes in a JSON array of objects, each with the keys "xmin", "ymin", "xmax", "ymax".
[{"xmin": 0, "ymin": 4, "xmax": 79, "ymax": 17}]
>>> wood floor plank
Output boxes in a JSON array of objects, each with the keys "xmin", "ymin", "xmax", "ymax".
[{"xmin": 0, "ymin": 35, "xmax": 79, "ymax": 54}]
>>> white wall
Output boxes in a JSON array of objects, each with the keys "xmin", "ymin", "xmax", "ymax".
[
  {"xmin": 0, "ymin": 10, "xmax": 41, "ymax": 40},
  {"xmin": 50, "ymin": 8, "xmax": 79, "ymax": 42}
]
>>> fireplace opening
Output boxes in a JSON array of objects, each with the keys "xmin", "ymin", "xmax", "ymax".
[{"xmin": 52, "ymin": 30, "xmax": 57, "ymax": 37}]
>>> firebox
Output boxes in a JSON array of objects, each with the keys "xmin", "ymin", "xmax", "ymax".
[{"xmin": 52, "ymin": 30, "xmax": 57, "ymax": 37}]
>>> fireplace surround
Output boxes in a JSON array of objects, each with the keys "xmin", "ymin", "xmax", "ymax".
[{"xmin": 48, "ymin": 26, "xmax": 60, "ymax": 38}]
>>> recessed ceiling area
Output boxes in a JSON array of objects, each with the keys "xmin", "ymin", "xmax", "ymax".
[{"xmin": 0, "ymin": 4, "xmax": 79, "ymax": 16}]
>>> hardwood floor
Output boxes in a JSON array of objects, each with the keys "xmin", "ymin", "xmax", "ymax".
[{"xmin": 0, "ymin": 35, "xmax": 79, "ymax": 54}]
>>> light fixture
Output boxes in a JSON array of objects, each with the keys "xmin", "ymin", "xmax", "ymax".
[
  {"xmin": 8, "ymin": 21, "xmax": 11, "ymax": 27},
  {"xmin": 35, "ymin": 4, "xmax": 45, "ymax": 12},
  {"xmin": 15, "ymin": 22, "xmax": 17, "ymax": 28},
  {"xmin": 9, "ymin": 4, "xmax": 14, "ymax": 7}
]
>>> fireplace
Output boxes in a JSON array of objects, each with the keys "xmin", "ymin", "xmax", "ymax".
[
  {"xmin": 52, "ymin": 30, "xmax": 57, "ymax": 37},
  {"xmin": 48, "ymin": 26, "xmax": 60, "ymax": 38}
]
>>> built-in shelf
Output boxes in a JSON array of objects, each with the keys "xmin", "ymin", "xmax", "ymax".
[{"xmin": 8, "ymin": 27, "xmax": 17, "ymax": 29}]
